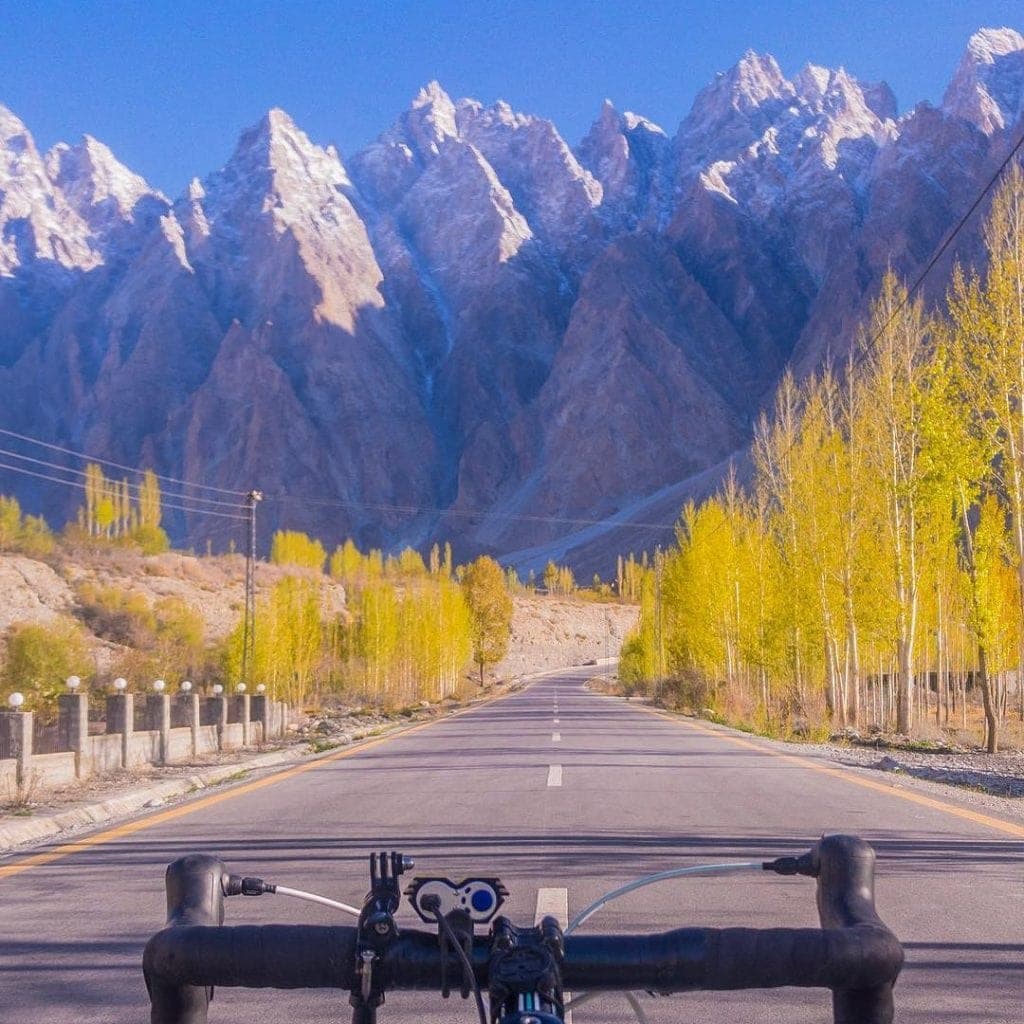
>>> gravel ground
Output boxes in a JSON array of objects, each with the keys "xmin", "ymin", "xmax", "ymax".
[
  {"xmin": 812, "ymin": 740, "xmax": 1024, "ymax": 798},
  {"xmin": 691, "ymin": 722, "xmax": 1024, "ymax": 819}
]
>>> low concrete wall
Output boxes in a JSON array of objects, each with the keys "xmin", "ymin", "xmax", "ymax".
[
  {"xmin": 127, "ymin": 730, "xmax": 161, "ymax": 768},
  {"xmin": 166, "ymin": 728, "xmax": 192, "ymax": 762},
  {"xmin": 197, "ymin": 724, "xmax": 218, "ymax": 755},
  {"xmin": 89, "ymin": 733, "xmax": 123, "ymax": 775},
  {"xmin": 220, "ymin": 723, "xmax": 244, "ymax": 751},
  {"xmin": 0, "ymin": 699, "xmax": 296, "ymax": 799},
  {"xmin": 29, "ymin": 751, "xmax": 77, "ymax": 788}
]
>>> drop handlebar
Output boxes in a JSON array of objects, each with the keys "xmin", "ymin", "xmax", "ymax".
[{"xmin": 143, "ymin": 835, "xmax": 903, "ymax": 1024}]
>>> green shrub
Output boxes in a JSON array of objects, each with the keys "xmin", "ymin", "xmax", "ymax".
[{"xmin": 1, "ymin": 618, "xmax": 90, "ymax": 712}]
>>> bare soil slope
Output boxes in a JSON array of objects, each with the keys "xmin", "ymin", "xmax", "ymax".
[{"xmin": 0, "ymin": 551, "xmax": 635, "ymax": 677}]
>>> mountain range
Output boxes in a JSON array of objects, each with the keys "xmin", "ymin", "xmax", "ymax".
[{"xmin": 2, "ymin": 27, "xmax": 1023, "ymax": 572}]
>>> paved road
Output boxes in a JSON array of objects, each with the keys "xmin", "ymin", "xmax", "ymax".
[{"xmin": 2, "ymin": 669, "xmax": 1022, "ymax": 1023}]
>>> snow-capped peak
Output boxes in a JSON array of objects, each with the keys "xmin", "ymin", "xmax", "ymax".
[
  {"xmin": 0, "ymin": 105, "xmax": 100, "ymax": 274},
  {"xmin": 186, "ymin": 108, "xmax": 383, "ymax": 331},
  {"xmin": 223, "ymin": 107, "xmax": 354, "ymax": 194},
  {"xmin": 46, "ymin": 135, "xmax": 166, "ymax": 238},
  {"xmin": 944, "ymin": 26, "xmax": 1024, "ymax": 133},
  {"xmin": 677, "ymin": 50, "xmax": 796, "ymax": 167},
  {"xmin": 403, "ymin": 81, "xmax": 459, "ymax": 154},
  {"xmin": 794, "ymin": 63, "xmax": 832, "ymax": 100},
  {"xmin": 577, "ymin": 99, "xmax": 666, "ymax": 225},
  {"xmin": 721, "ymin": 50, "xmax": 794, "ymax": 112},
  {"xmin": 412, "ymin": 79, "xmax": 454, "ymax": 109},
  {"xmin": 622, "ymin": 111, "xmax": 666, "ymax": 136},
  {"xmin": 965, "ymin": 27, "xmax": 1024, "ymax": 63},
  {"xmin": 0, "ymin": 103, "xmax": 30, "ymax": 144}
]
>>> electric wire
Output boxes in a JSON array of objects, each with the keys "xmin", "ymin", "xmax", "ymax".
[
  {"xmin": 262, "ymin": 131, "xmax": 1024, "ymax": 546},
  {"xmin": 687, "ymin": 127, "xmax": 1024, "ymax": 555},
  {"xmin": 0, "ymin": 421, "xmax": 671, "ymax": 534},
  {"xmin": 0, "ymin": 446, "xmax": 247, "ymax": 510},
  {"xmin": 850, "ymin": 125, "xmax": 1024, "ymax": 376},
  {"xmin": 4, "ymin": 130, "xmax": 1023, "ymax": 548},
  {"xmin": 262, "ymin": 491, "xmax": 677, "ymax": 532},
  {"xmin": 0, "ymin": 426, "xmax": 249, "ymax": 497},
  {"xmin": 0, "ymin": 460, "xmax": 248, "ymax": 520}
]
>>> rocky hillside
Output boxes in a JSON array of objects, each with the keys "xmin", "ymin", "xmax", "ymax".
[
  {"xmin": 1, "ymin": 29, "xmax": 1023, "ymax": 571},
  {"xmin": 0, "ymin": 551, "xmax": 634, "ymax": 680}
]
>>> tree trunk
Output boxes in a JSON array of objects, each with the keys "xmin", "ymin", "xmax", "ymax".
[
  {"xmin": 977, "ymin": 645, "xmax": 998, "ymax": 753},
  {"xmin": 897, "ymin": 638, "xmax": 913, "ymax": 735},
  {"xmin": 845, "ymin": 591, "xmax": 860, "ymax": 728}
]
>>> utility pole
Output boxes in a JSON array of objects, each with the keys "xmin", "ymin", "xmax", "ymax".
[
  {"xmin": 655, "ymin": 546, "xmax": 665, "ymax": 690},
  {"xmin": 605, "ymin": 613, "xmax": 612, "ymax": 678},
  {"xmin": 241, "ymin": 489, "xmax": 263, "ymax": 687}
]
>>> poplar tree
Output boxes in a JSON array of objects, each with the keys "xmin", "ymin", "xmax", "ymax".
[{"xmin": 462, "ymin": 556, "xmax": 513, "ymax": 686}]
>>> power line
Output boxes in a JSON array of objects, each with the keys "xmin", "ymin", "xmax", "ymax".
[
  {"xmin": 847, "ymin": 128, "xmax": 1024, "ymax": 376},
  {"xmin": 0, "ymin": 446, "xmax": 247, "ymax": 510},
  {"xmin": 257, "ymin": 135, "xmax": 1024, "ymax": 546},
  {"xmin": 689, "ymin": 132, "xmax": 1024, "ymax": 554},
  {"xmin": 0, "ymin": 460, "xmax": 248, "ymax": 520},
  {"xmin": 0, "ymin": 426, "xmax": 249, "ymax": 497},
  {"xmin": 262, "ymin": 492, "xmax": 676, "ymax": 532},
  {"xmin": 0, "ymin": 426, "xmax": 675, "ymax": 532}
]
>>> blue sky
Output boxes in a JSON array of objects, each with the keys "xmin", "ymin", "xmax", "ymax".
[{"xmin": 1, "ymin": 1, "xmax": 1021, "ymax": 197}]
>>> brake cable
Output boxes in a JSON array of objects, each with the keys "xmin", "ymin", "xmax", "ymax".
[
  {"xmin": 565, "ymin": 861, "xmax": 762, "ymax": 935},
  {"xmin": 563, "ymin": 860, "xmax": 763, "ymax": 1023}
]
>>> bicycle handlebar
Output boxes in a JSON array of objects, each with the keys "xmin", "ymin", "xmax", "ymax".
[{"xmin": 143, "ymin": 835, "xmax": 903, "ymax": 1024}]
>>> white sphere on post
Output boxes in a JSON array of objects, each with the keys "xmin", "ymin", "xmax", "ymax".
[
  {"xmin": 7, "ymin": 692, "xmax": 25, "ymax": 708},
  {"xmin": 113, "ymin": 678, "xmax": 128, "ymax": 692},
  {"xmin": 66, "ymin": 675, "xmax": 81, "ymax": 691}
]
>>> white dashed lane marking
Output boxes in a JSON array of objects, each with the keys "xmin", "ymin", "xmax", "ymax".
[
  {"xmin": 552, "ymin": 732, "xmax": 561, "ymax": 742},
  {"xmin": 547, "ymin": 764, "xmax": 562, "ymax": 787}
]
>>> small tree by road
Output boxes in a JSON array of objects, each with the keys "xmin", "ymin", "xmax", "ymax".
[{"xmin": 462, "ymin": 556, "xmax": 513, "ymax": 686}]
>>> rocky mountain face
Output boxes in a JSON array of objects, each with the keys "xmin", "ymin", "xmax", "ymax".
[{"xmin": 1, "ymin": 28, "xmax": 1023, "ymax": 570}]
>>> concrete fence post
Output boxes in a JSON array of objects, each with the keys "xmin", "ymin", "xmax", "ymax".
[
  {"xmin": 58, "ymin": 691, "xmax": 90, "ymax": 779},
  {"xmin": 106, "ymin": 693, "xmax": 134, "ymax": 769},
  {"xmin": 0, "ymin": 709, "xmax": 33, "ymax": 788},
  {"xmin": 148, "ymin": 694, "xmax": 171, "ymax": 765},
  {"xmin": 234, "ymin": 694, "xmax": 251, "ymax": 747},
  {"xmin": 180, "ymin": 693, "xmax": 200, "ymax": 759},
  {"xmin": 251, "ymin": 694, "xmax": 269, "ymax": 746},
  {"xmin": 210, "ymin": 696, "xmax": 228, "ymax": 751}
]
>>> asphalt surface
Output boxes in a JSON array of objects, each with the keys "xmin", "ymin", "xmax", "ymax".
[{"xmin": 1, "ymin": 669, "xmax": 1022, "ymax": 1023}]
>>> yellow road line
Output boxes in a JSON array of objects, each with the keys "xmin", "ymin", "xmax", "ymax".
[
  {"xmin": 0, "ymin": 686, "xmax": 519, "ymax": 881},
  {"xmin": 635, "ymin": 703, "xmax": 1024, "ymax": 839}
]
